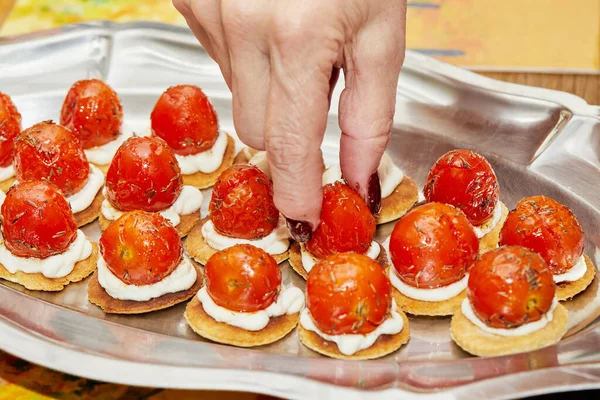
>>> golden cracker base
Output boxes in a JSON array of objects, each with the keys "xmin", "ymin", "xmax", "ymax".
[
  {"xmin": 557, "ymin": 255, "xmax": 597, "ymax": 301},
  {"xmin": 478, "ymin": 202, "xmax": 509, "ymax": 255},
  {"xmin": 0, "ymin": 177, "xmax": 15, "ymax": 193},
  {"xmin": 74, "ymin": 192, "xmax": 103, "ymax": 227},
  {"xmin": 182, "ymin": 134, "xmax": 236, "ymax": 189},
  {"xmin": 375, "ymin": 177, "xmax": 419, "ymax": 225}
]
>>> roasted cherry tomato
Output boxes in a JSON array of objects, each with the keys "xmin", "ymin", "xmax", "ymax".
[
  {"xmin": 205, "ymin": 244, "xmax": 281, "ymax": 312},
  {"xmin": 0, "ymin": 92, "xmax": 22, "ymax": 168},
  {"xmin": 389, "ymin": 202, "xmax": 479, "ymax": 289},
  {"xmin": 307, "ymin": 252, "xmax": 392, "ymax": 335},
  {"xmin": 14, "ymin": 121, "xmax": 89, "ymax": 196},
  {"xmin": 209, "ymin": 164, "xmax": 279, "ymax": 239},
  {"xmin": 468, "ymin": 246, "xmax": 555, "ymax": 329},
  {"xmin": 60, "ymin": 79, "xmax": 123, "ymax": 149},
  {"xmin": 100, "ymin": 210, "xmax": 182, "ymax": 285},
  {"xmin": 1, "ymin": 181, "xmax": 77, "ymax": 259},
  {"xmin": 424, "ymin": 149, "xmax": 499, "ymax": 226},
  {"xmin": 151, "ymin": 85, "xmax": 218, "ymax": 156},
  {"xmin": 306, "ymin": 182, "xmax": 376, "ymax": 259},
  {"xmin": 105, "ymin": 136, "xmax": 183, "ymax": 212},
  {"xmin": 499, "ymin": 196, "xmax": 584, "ymax": 275}
]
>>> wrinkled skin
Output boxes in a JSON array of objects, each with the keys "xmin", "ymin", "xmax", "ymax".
[{"xmin": 0, "ymin": 92, "xmax": 22, "ymax": 168}]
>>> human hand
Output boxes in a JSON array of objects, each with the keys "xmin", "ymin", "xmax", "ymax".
[{"xmin": 174, "ymin": 0, "xmax": 407, "ymax": 241}]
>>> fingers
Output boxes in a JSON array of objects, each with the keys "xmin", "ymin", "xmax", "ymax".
[{"xmin": 338, "ymin": 6, "xmax": 406, "ymax": 213}]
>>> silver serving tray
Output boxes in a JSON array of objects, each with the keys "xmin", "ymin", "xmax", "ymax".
[{"xmin": 0, "ymin": 21, "xmax": 599, "ymax": 400}]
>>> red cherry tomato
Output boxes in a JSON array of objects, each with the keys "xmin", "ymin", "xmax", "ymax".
[
  {"xmin": 468, "ymin": 246, "xmax": 556, "ymax": 329},
  {"xmin": 99, "ymin": 210, "xmax": 182, "ymax": 285},
  {"xmin": 307, "ymin": 253, "xmax": 392, "ymax": 335},
  {"xmin": 1, "ymin": 181, "xmax": 77, "ymax": 259},
  {"xmin": 499, "ymin": 196, "xmax": 584, "ymax": 275},
  {"xmin": 209, "ymin": 164, "xmax": 279, "ymax": 239},
  {"xmin": 0, "ymin": 92, "xmax": 22, "ymax": 168},
  {"xmin": 306, "ymin": 182, "xmax": 376, "ymax": 259},
  {"xmin": 389, "ymin": 202, "xmax": 479, "ymax": 289},
  {"xmin": 60, "ymin": 79, "xmax": 123, "ymax": 149},
  {"xmin": 205, "ymin": 244, "xmax": 281, "ymax": 312},
  {"xmin": 424, "ymin": 149, "xmax": 499, "ymax": 226},
  {"xmin": 151, "ymin": 85, "xmax": 218, "ymax": 156},
  {"xmin": 105, "ymin": 136, "xmax": 183, "ymax": 212},
  {"xmin": 14, "ymin": 122, "xmax": 89, "ymax": 196}
]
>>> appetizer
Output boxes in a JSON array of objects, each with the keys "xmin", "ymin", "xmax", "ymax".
[
  {"xmin": 424, "ymin": 149, "xmax": 508, "ymax": 253},
  {"xmin": 13, "ymin": 121, "xmax": 104, "ymax": 227},
  {"xmin": 88, "ymin": 211, "xmax": 202, "ymax": 314},
  {"xmin": 99, "ymin": 136, "xmax": 203, "ymax": 237},
  {"xmin": 151, "ymin": 85, "xmax": 235, "ymax": 189},
  {"xmin": 0, "ymin": 181, "xmax": 97, "ymax": 291},
  {"xmin": 185, "ymin": 244, "xmax": 304, "ymax": 347},
  {"xmin": 60, "ymin": 79, "xmax": 130, "ymax": 173},
  {"xmin": 499, "ymin": 196, "xmax": 595, "ymax": 301},
  {"xmin": 298, "ymin": 252, "xmax": 410, "ymax": 360},
  {"xmin": 451, "ymin": 246, "xmax": 568, "ymax": 357},
  {"xmin": 0, "ymin": 92, "xmax": 22, "ymax": 191},
  {"xmin": 289, "ymin": 182, "xmax": 385, "ymax": 279},
  {"xmin": 388, "ymin": 202, "xmax": 479, "ymax": 316},
  {"xmin": 186, "ymin": 164, "xmax": 290, "ymax": 264},
  {"xmin": 322, "ymin": 153, "xmax": 419, "ymax": 224}
]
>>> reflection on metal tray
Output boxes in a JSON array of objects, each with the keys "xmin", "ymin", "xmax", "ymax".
[{"xmin": 0, "ymin": 21, "xmax": 599, "ymax": 400}]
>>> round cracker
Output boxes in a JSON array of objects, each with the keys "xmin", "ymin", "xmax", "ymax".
[
  {"xmin": 450, "ymin": 302, "xmax": 568, "ymax": 357},
  {"xmin": 289, "ymin": 241, "xmax": 390, "ymax": 280},
  {"xmin": 185, "ymin": 217, "xmax": 289, "ymax": 265},
  {"xmin": 233, "ymin": 147, "xmax": 259, "ymax": 165},
  {"xmin": 556, "ymin": 255, "xmax": 596, "ymax": 301},
  {"xmin": 0, "ymin": 177, "xmax": 15, "ymax": 193},
  {"xmin": 87, "ymin": 264, "xmax": 203, "ymax": 314},
  {"xmin": 375, "ymin": 177, "xmax": 419, "ymax": 225},
  {"xmin": 184, "ymin": 296, "xmax": 298, "ymax": 347},
  {"xmin": 298, "ymin": 309, "xmax": 410, "ymax": 360},
  {"xmin": 74, "ymin": 191, "xmax": 103, "ymax": 227},
  {"xmin": 99, "ymin": 211, "xmax": 200, "ymax": 238},
  {"xmin": 0, "ymin": 243, "xmax": 98, "ymax": 291},
  {"xmin": 478, "ymin": 201, "xmax": 509, "ymax": 255},
  {"xmin": 181, "ymin": 134, "xmax": 236, "ymax": 189}
]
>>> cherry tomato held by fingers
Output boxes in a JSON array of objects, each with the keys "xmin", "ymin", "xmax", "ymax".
[
  {"xmin": 0, "ymin": 92, "xmax": 22, "ymax": 168},
  {"xmin": 1, "ymin": 180, "xmax": 78, "ymax": 259},
  {"xmin": 307, "ymin": 253, "xmax": 392, "ymax": 335},
  {"xmin": 499, "ymin": 195, "xmax": 584, "ymax": 275},
  {"xmin": 100, "ymin": 211, "xmax": 183, "ymax": 285},
  {"xmin": 389, "ymin": 202, "xmax": 479, "ymax": 289},
  {"xmin": 424, "ymin": 149, "xmax": 499, "ymax": 226},
  {"xmin": 205, "ymin": 244, "xmax": 281, "ymax": 312},
  {"xmin": 468, "ymin": 246, "xmax": 556, "ymax": 329}
]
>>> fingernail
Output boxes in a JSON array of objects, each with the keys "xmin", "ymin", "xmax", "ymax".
[
  {"xmin": 367, "ymin": 171, "xmax": 382, "ymax": 215},
  {"xmin": 286, "ymin": 218, "xmax": 313, "ymax": 243}
]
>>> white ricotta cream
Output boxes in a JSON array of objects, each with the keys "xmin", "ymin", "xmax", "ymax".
[
  {"xmin": 0, "ymin": 190, "xmax": 5, "ymax": 208},
  {"xmin": 201, "ymin": 216, "xmax": 290, "ymax": 255},
  {"xmin": 0, "ymin": 230, "xmax": 92, "ymax": 278},
  {"xmin": 300, "ymin": 241, "xmax": 381, "ymax": 274},
  {"xmin": 554, "ymin": 255, "xmax": 587, "ymax": 283},
  {"xmin": 300, "ymin": 299, "xmax": 404, "ymax": 356},
  {"xmin": 97, "ymin": 253, "xmax": 197, "ymax": 301},
  {"xmin": 389, "ymin": 267, "xmax": 468, "ymax": 302},
  {"xmin": 101, "ymin": 185, "xmax": 203, "ymax": 227},
  {"xmin": 248, "ymin": 151, "xmax": 271, "ymax": 178},
  {"xmin": 67, "ymin": 164, "xmax": 105, "ymax": 213},
  {"xmin": 84, "ymin": 124, "xmax": 134, "ymax": 166},
  {"xmin": 462, "ymin": 297, "xmax": 558, "ymax": 337},
  {"xmin": 473, "ymin": 201, "xmax": 503, "ymax": 239},
  {"xmin": 197, "ymin": 285, "xmax": 305, "ymax": 331},
  {"xmin": 0, "ymin": 164, "xmax": 14, "ymax": 182},
  {"xmin": 175, "ymin": 130, "xmax": 228, "ymax": 175}
]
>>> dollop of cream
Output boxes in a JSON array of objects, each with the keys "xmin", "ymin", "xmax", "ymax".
[
  {"xmin": 554, "ymin": 255, "xmax": 587, "ymax": 283},
  {"xmin": 84, "ymin": 124, "xmax": 134, "ymax": 166},
  {"xmin": 300, "ymin": 300, "xmax": 404, "ymax": 356},
  {"xmin": 201, "ymin": 216, "xmax": 290, "ymax": 255},
  {"xmin": 300, "ymin": 241, "xmax": 380, "ymax": 274},
  {"xmin": 0, "ymin": 230, "xmax": 92, "ymax": 278},
  {"xmin": 101, "ymin": 185, "xmax": 203, "ymax": 227},
  {"xmin": 322, "ymin": 153, "xmax": 404, "ymax": 198},
  {"xmin": 248, "ymin": 151, "xmax": 270, "ymax": 177},
  {"xmin": 0, "ymin": 190, "xmax": 5, "ymax": 208},
  {"xmin": 175, "ymin": 130, "xmax": 228, "ymax": 175},
  {"xmin": 462, "ymin": 297, "xmax": 558, "ymax": 337},
  {"xmin": 67, "ymin": 164, "xmax": 105, "ymax": 213},
  {"xmin": 473, "ymin": 201, "xmax": 503, "ymax": 238},
  {"xmin": 389, "ymin": 267, "xmax": 468, "ymax": 302},
  {"xmin": 97, "ymin": 253, "xmax": 197, "ymax": 301},
  {"xmin": 0, "ymin": 164, "xmax": 14, "ymax": 182},
  {"xmin": 198, "ymin": 285, "xmax": 305, "ymax": 331}
]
